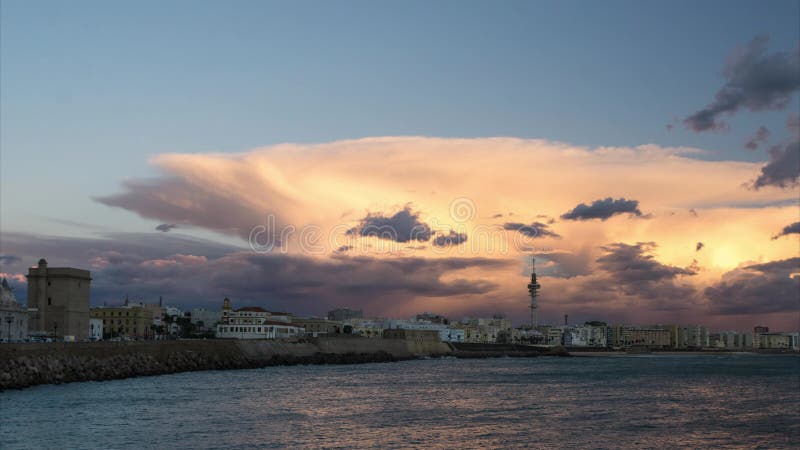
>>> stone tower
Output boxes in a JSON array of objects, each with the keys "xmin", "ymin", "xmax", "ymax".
[
  {"xmin": 527, "ymin": 256, "xmax": 541, "ymax": 329},
  {"xmin": 26, "ymin": 258, "xmax": 91, "ymax": 340},
  {"xmin": 221, "ymin": 297, "xmax": 232, "ymax": 324}
]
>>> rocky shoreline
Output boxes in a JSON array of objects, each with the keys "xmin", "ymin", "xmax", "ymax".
[
  {"xmin": 0, "ymin": 339, "xmax": 567, "ymax": 391},
  {"xmin": 0, "ymin": 348, "xmax": 401, "ymax": 391}
]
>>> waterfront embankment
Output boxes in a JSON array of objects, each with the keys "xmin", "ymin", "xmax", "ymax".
[
  {"xmin": 0, "ymin": 337, "xmax": 448, "ymax": 390},
  {"xmin": 0, "ymin": 338, "xmax": 570, "ymax": 390}
]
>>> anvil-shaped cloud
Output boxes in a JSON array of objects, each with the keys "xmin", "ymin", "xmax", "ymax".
[{"xmin": 81, "ymin": 137, "xmax": 800, "ymax": 328}]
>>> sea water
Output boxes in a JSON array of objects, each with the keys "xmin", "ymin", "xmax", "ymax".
[{"xmin": 1, "ymin": 354, "xmax": 798, "ymax": 448}]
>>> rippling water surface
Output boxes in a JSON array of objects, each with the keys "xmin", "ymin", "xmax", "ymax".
[{"xmin": 1, "ymin": 354, "xmax": 799, "ymax": 448}]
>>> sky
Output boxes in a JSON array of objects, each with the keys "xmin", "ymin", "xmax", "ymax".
[{"xmin": 1, "ymin": 0, "xmax": 798, "ymax": 331}]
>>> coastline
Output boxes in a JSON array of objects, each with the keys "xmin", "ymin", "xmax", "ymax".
[{"xmin": 0, "ymin": 338, "xmax": 567, "ymax": 391}]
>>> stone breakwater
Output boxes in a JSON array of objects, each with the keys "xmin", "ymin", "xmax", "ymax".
[
  {"xmin": 0, "ymin": 337, "xmax": 449, "ymax": 391},
  {"xmin": 0, "ymin": 338, "xmax": 565, "ymax": 391}
]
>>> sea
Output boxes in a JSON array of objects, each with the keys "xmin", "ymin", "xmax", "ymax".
[{"xmin": 1, "ymin": 354, "xmax": 798, "ymax": 449}]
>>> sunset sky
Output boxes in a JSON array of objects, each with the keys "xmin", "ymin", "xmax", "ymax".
[{"xmin": 1, "ymin": 1, "xmax": 798, "ymax": 330}]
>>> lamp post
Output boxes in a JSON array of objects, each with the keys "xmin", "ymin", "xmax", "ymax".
[{"xmin": 5, "ymin": 315, "xmax": 13, "ymax": 342}]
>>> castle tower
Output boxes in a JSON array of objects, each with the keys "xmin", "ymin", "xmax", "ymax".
[
  {"xmin": 527, "ymin": 256, "xmax": 541, "ymax": 328},
  {"xmin": 26, "ymin": 258, "xmax": 91, "ymax": 340}
]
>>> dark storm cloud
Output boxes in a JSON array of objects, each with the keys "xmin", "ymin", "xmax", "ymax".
[
  {"xmin": 560, "ymin": 198, "xmax": 644, "ymax": 221},
  {"xmin": 334, "ymin": 245, "xmax": 353, "ymax": 253},
  {"xmin": 155, "ymin": 223, "xmax": 178, "ymax": 232},
  {"xmin": 684, "ymin": 35, "xmax": 800, "ymax": 132},
  {"xmin": 597, "ymin": 242, "xmax": 697, "ymax": 283},
  {"xmin": 696, "ymin": 242, "xmax": 704, "ymax": 252},
  {"xmin": 346, "ymin": 206, "xmax": 432, "ymax": 243},
  {"xmin": 0, "ymin": 254, "xmax": 22, "ymax": 265},
  {"xmin": 751, "ymin": 138, "xmax": 800, "ymax": 189},
  {"xmin": 503, "ymin": 222, "xmax": 560, "ymax": 238},
  {"xmin": 432, "ymin": 230, "xmax": 468, "ymax": 247},
  {"xmin": 1, "ymin": 232, "xmax": 509, "ymax": 315},
  {"xmin": 537, "ymin": 249, "xmax": 592, "ymax": 278},
  {"xmin": 596, "ymin": 242, "xmax": 697, "ymax": 301},
  {"xmin": 705, "ymin": 257, "xmax": 800, "ymax": 314},
  {"xmin": 95, "ymin": 177, "xmax": 273, "ymax": 240},
  {"xmin": 772, "ymin": 221, "xmax": 800, "ymax": 239},
  {"xmin": 744, "ymin": 126, "xmax": 770, "ymax": 150}
]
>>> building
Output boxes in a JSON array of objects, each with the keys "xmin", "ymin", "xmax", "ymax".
[
  {"xmin": 26, "ymin": 258, "xmax": 91, "ymax": 340},
  {"xmin": 567, "ymin": 323, "xmax": 608, "ymax": 347},
  {"xmin": 348, "ymin": 318, "xmax": 387, "ymax": 338},
  {"xmin": 191, "ymin": 308, "xmax": 220, "ymax": 331},
  {"xmin": 290, "ymin": 317, "xmax": 348, "ymax": 337},
  {"xmin": 0, "ymin": 278, "xmax": 28, "ymax": 342},
  {"xmin": 384, "ymin": 318, "xmax": 464, "ymax": 342},
  {"xmin": 753, "ymin": 326, "xmax": 770, "ymax": 348},
  {"xmin": 755, "ymin": 332, "xmax": 799, "ymax": 350},
  {"xmin": 625, "ymin": 327, "xmax": 671, "ymax": 348},
  {"xmin": 89, "ymin": 318, "xmax": 103, "ymax": 341},
  {"xmin": 414, "ymin": 312, "xmax": 450, "ymax": 325},
  {"xmin": 666, "ymin": 324, "xmax": 709, "ymax": 349},
  {"xmin": 90, "ymin": 304, "xmax": 152, "ymax": 339},
  {"xmin": 454, "ymin": 315, "xmax": 511, "ymax": 343},
  {"xmin": 327, "ymin": 308, "xmax": 363, "ymax": 322},
  {"xmin": 216, "ymin": 298, "xmax": 304, "ymax": 339}
]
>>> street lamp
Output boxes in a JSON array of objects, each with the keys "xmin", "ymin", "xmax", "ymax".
[{"xmin": 5, "ymin": 315, "xmax": 13, "ymax": 342}]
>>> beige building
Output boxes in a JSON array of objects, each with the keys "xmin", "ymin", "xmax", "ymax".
[
  {"xmin": 625, "ymin": 327, "xmax": 671, "ymax": 348},
  {"xmin": 26, "ymin": 259, "xmax": 91, "ymax": 340},
  {"xmin": 756, "ymin": 332, "xmax": 797, "ymax": 350},
  {"xmin": 290, "ymin": 318, "xmax": 348, "ymax": 336},
  {"xmin": 90, "ymin": 305, "xmax": 152, "ymax": 339}
]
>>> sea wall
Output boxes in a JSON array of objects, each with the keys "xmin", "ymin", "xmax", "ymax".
[
  {"xmin": 451, "ymin": 342, "xmax": 569, "ymax": 358},
  {"xmin": 0, "ymin": 336, "xmax": 451, "ymax": 391}
]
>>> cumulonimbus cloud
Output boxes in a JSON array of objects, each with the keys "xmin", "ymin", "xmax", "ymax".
[
  {"xmin": 83, "ymin": 137, "xmax": 798, "ymax": 326},
  {"xmin": 684, "ymin": 35, "xmax": 800, "ymax": 132},
  {"xmin": 561, "ymin": 197, "xmax": 645, "ymax": 221}
]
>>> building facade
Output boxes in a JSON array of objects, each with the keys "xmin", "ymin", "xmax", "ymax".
[
  {"xmin": 290, "ymin": 318, "xmax": 347, "ymax": 337},
  {"xmin": 0, "ymin": 278, "xmax": 28, "ymax": 342},
  {"xmin": 191, "ymin": 308, "xmax": 220, "ymax": 331},
  {"xmin": 216, "ymin": 298, "xmax": 304, "ymax": 339},
  {"xmin": 89, "ymin": 318, "xmax": 103, "ymax": 341},
  {"xmin": 327, "ymin": 308, "xmax": 363, "ymax": 322},
  {"xmin": 26, "ymin": 259, "xmax": 91, "ymax": 340},
  {"xmin": 90, "ymin": 305, "xmax": 152, "ymax": 339}
]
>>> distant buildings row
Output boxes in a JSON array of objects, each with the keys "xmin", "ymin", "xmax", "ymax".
[{"xmin": 1, "ymin": 258, "xmax": 797, "ymax": 352}]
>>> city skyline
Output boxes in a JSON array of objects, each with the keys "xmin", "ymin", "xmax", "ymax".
[{"xmin": 1, "ymin": 1, "xmax": 799, "ymax": 331}]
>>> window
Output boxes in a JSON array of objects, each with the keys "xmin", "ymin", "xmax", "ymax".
[{"xmin": 48, "ymin": 297, "xmax": 52, "ymax": 306}]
